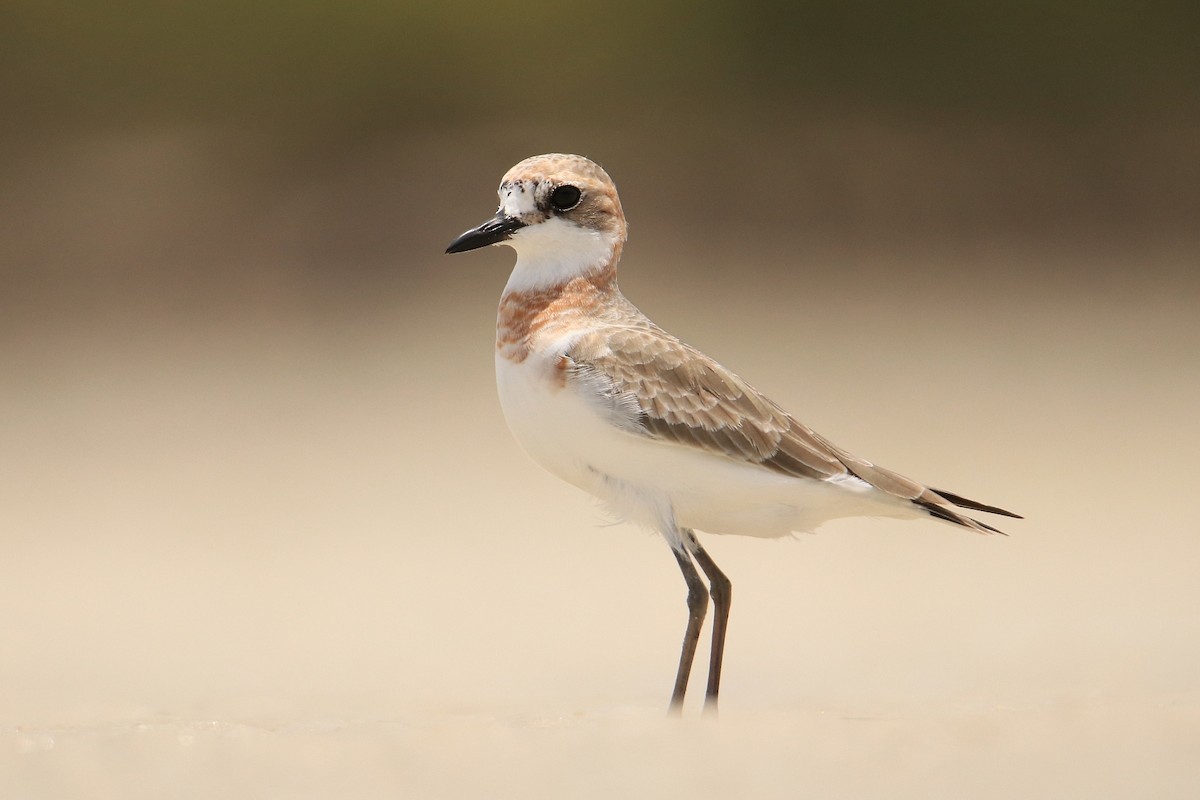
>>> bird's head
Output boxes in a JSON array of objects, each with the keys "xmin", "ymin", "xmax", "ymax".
[{"xmin": 446, "ymin": 153, "xmax": 627, "ymax": 289}]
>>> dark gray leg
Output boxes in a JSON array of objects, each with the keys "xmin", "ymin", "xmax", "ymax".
[
  {"xmin": 685, "ymin": 529, "xmax": 732, "ymax": 712},
  {"xmin": 668, "ymin": 542, "xmax": 709, "ymax": 713}
]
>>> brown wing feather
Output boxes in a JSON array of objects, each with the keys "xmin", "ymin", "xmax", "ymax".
[{"xmin": 567, "ymin": 326, "xmax": 846, "ymax": 482}]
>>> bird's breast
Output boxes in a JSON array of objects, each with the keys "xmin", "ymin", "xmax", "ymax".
[{"xmin": 494, "ymin": 342, "xmax": 613, "ymax": 491}]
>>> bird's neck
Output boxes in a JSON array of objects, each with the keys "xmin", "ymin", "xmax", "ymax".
[
  {"xmin": 501, "ymin": 216, "xmax": 624, "ymax": 295},
  {"xmin": 496, "ymin": 261, "xmax": 620, "ymax": 364}
]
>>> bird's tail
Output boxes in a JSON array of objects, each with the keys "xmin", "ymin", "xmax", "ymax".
[
  {"xmin": 815, "ymin": 435, "xmax": 1021, "ymax": 535},
  {"xmin": 916, "ymin": 488, "xmax": 1022, "ymax": 535}
]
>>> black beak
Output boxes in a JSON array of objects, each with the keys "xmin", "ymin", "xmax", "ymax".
[{"xmin": 445, "ymin": 212, "xmax": 526, "ymax": 254}]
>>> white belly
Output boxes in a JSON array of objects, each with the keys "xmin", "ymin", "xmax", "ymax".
[{"xmin": 495, "ymin": 350, "xmax": 916, "ymax": 539}]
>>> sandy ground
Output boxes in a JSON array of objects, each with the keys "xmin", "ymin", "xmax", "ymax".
[{"xmin": 3, "ymin": 243, "xmax": 1199, "ymax": 798}]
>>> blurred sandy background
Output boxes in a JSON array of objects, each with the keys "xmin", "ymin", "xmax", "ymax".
[{"xmin": 3, "ymin": 2, "xmax": 1199, "ymax": 798}]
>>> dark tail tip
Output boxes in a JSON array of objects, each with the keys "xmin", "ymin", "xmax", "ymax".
[
  {"xmin": 916, "ymin": 498, "xmax": 1009, "ymax": 535},
  {"xmin": 931, "ymin": 488, "xmax": 1022, "ymax": 519}
]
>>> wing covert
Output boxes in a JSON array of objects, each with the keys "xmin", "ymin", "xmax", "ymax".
[{"xmin": 566, "ymin": 327, "xmax": 846, "ymax": 481}]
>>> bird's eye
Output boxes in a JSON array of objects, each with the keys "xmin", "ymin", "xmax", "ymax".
[{"xmin": 549, "ymin": 185, "xmax": 582, "ymax": 211}]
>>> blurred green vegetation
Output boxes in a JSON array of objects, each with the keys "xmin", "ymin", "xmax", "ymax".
[
  {"xmin": 3, "ymin": 0, "xmax": 1197, "ymax": 142},
  {"xmin": 0, "ymin": 0, "xmax": 1196, "ymax": 309}
]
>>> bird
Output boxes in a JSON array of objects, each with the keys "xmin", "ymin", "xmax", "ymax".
[{"xmin": 445, "ymin": 153, "xmax": 1019, "ymax": 713}]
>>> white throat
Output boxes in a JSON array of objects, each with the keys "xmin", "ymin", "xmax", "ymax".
[{"xmin": 500, "ymin": 217, "xmax": 617, "ymax": 294}]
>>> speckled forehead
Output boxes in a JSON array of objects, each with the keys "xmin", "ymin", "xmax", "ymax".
[{"xmin": 496, "ymin": 153, "xmax": 616, "ymax": 217}]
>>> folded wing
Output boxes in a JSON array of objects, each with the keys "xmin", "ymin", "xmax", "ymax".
[{"xmin": 566, "ymin": 324, "xmax": 1019, "ymax": 533}]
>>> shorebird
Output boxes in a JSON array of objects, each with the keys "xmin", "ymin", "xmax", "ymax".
[{"xmin": 445, "ymin": 153, "xmax": 1019, "ymax": 713}]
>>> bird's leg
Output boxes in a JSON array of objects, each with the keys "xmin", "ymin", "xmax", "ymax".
[
  {"xmin": 685, "ymin": 529, "xmax": 731, "ymax": 713},
  {"xmin": 668, "ymin": 541, "xmax": 709, "ymax": 714}
]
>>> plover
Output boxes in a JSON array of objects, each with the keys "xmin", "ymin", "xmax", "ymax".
[{"xmin": 446, "ymin": 153, "xmax": 1019, "ymax": 713}]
